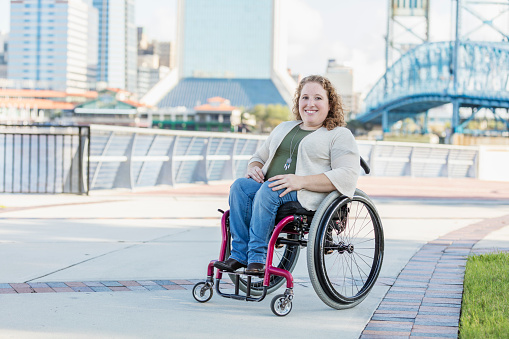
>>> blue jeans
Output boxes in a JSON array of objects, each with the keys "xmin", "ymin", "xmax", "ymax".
[{"xmin": 228, "ymin": 177, "xmax": 298, "ymax": 265}]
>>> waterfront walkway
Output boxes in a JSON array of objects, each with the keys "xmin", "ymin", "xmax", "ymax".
[{"xmin": 1, "ymin": 177, "xmax": 509, "ymax": 338}]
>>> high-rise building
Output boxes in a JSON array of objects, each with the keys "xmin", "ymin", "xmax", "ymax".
[
  {"xmin": 154, "ymin": 41, "xmax": 175, "ymax": 70},
  {"xmin": 136, "ymin": 28, "xmax": 172, "ymax": 98},
  {"xmin": 87, "ymin": 6, "xmax": 98, "ymax": 90},
  {"xmin": 143, "ymin": 0, "xmax": 296, "ymax": 112},
  {"xmin": 179, "ymin": 0, "xmax": 276, "ymax": 79},
  {"xmin": 325, "ymin": 59, "xmax": 359, "ymax": 117},
  {"xmin": 93, "ymin": 0, "xmax": 137, "ymax": 93},
  {"xmin": 137, "ymin": 53, "xmax": 170, "ymax": 97},
  {"xmin": 137, "ymin": 27, "xmax": 153, "ymax": 54},
  {"xmin": 0, "ymin": 31, "xmax": 7, "ymax": 79},
  {"xmin": 7, "ymin": 0, "xmax": 98, "ymax": 92}
]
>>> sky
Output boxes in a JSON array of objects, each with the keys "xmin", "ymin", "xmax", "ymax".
[{"xmin": 0, "ymin": 0, "xmax": 459, "ymax": 94}]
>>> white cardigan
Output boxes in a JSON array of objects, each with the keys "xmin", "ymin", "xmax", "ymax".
[{"xmin": 249, "ymin": 120, "xmax": 360, "ymax": 211}]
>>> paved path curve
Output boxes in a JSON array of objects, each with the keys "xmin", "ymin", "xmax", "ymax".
[{"xmin": 360, "ymin": 213, "xmax": 509, "ymax": 338}]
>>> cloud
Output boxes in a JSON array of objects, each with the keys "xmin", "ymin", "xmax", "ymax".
[
  {"xmin": 285, "ymin": 0, "xmax": 387, "ymax": 92},
  {"xmin": 150, "ymin": 8, "xmax": 177, "ymax": 42},
  {"xmin": 348, "ymin": 48, "xmax": 386, "ymax": 93},
  {"xmin": 286, "ymin": 0, "xmax": 325, "ymax": 63},
  {"xmin": 136, "ymin": 2, "xmax": 177, "ymax": 42}
]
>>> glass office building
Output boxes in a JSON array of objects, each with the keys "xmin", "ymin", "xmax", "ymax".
[
  {"xmin": 179, "ymin": 0, "xmax": 275, "ymax": 79},
  {"xmin": 93, "ymin": 0, "xmax": 137, "ymax": 93},
  {"xmin": 154, "ymin": 0, "xmax": 293, "ymax": 112},
  {"xmin": 8, "ymin": 0, "xmax": 98, "ymax": 92}
]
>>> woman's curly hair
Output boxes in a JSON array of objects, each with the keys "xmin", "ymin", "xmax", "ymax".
[{"xmin": 292, "ymin": 75, "xmax": 345, "ymax": 130}]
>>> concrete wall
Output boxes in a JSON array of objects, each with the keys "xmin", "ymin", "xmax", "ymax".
[{"xmin": 478, "ymin": 145, "xmax": 509, "ymax": 182}]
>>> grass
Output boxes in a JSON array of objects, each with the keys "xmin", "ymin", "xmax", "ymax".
[{"xmin": 459, "ymin": 252, "xmax": 509, "ymax": 338}]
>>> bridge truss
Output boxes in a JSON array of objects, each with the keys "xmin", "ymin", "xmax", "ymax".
[{"xmin": 358, "ymin": 0, "xmax": 509, "ymax": 137}]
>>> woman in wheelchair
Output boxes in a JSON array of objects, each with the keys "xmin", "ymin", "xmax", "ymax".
[{"xmin": 214, "ymin": 74, "xmax": 360, "ymax": 276}]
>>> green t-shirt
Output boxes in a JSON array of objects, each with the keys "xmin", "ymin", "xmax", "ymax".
[{"xmin": 265, "ymin": 125, "xmax": 315, "ymax": 179}]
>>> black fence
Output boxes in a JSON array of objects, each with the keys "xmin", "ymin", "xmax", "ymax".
[{"xmin": 0, "ymin": 125, "xmax": 90, "ymax": 194}]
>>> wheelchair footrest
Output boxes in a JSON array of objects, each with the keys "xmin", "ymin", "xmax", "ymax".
[{"xmin": 214, "ymin": 277, "xmax": 268, "ymax": 302}]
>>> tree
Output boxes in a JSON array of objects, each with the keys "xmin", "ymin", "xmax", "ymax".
[
  {"xmin": 266, "ymin": 104, "xmax": 291, "ymax": 130},
  {"xmin": 249, "ymin": 104, "xmax": 291, "ymax": 133}
]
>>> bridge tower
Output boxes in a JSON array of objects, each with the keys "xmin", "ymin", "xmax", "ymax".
[
  {"xmin": 452, "ymin": 0, "xmax": 509, "ymax": 135},
  {"xmin": 386, "ymin": 0, "xmax": 430, "ymax": 70},
  {"xmin": 384, "ymin": 0, "xmax": 430, "ymax": 133}
]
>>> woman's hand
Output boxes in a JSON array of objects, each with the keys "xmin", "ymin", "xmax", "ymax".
[
  {"xmin": 245, "ymin": 164, "xmax": 265, "ymax": 183},
  {"xmin": 268, "ymin": 173, "xmax": 335, "ymax": 197},
  {"xmin": 267, "ymin": 174, "xmax": 304, "ymax": 197}
]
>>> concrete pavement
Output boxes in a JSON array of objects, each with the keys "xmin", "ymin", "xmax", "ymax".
[{"xmin": 1, "ymin": 177, "xmax": 509, "ymax": 338}]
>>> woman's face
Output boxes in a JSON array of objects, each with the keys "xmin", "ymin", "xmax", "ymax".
[{"xmin": 298, "ymin": 82, "xmax": 329, "ymax": 130}]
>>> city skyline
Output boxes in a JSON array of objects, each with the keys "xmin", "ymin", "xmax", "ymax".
[{"xmin": 1, "ymin": 0, "xmax": 456, "ymax": 93}]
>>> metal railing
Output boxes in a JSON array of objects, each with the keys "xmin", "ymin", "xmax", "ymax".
[
  {"xmin": 0, "ymin": 125, "xmax": 90, "ymax": 194},
  {"xmin": 0, "ymin": 124, "xmax": 480, "ymax": 193}
]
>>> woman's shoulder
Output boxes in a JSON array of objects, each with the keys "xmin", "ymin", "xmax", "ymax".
[
  {"xmin": 314, "ymin": 126, "xmax": 356, "ymax": 145},
  {"xmin": 333, "ymin": 126, "xmax": 354, "ymax": 135},
  {"xmin": 318, "ymin": 126, "xmax": 354, "ymax": 137}
]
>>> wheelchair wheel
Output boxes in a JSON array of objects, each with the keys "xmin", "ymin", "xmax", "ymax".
[
  {"xmin": 226, "ymin": 232, "xmax": 300, "ymax": 296},
  {"xmin": 192, "ymin": 282, "xmax": 213, "ymax": 303},
  {"xmin": 307, "ymin": 189, "xmax": 384, "ymax": 309},
  {"xmin": 270, "ymin": 294, "xmax": 293, "ymax": 316}
]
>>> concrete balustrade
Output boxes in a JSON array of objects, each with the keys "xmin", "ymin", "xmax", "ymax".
[{"xmin": 2, "ymin": 124, "xmax": 506, "ymax": 194}]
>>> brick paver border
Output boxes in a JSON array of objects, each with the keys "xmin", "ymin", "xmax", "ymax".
[
  {"xmin": 360, "ymin": 213, "xmax": 509, "ymax": 339},
  {"xmin": 0, "ymin": 279, "xmax": 237, "ymax": 294}
]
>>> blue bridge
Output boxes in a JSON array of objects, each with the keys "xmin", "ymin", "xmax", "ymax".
[{"xmin": 357, "ymin": 41, "xmax": 509, "ymax": 134}]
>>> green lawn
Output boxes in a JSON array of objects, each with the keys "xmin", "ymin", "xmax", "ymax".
[{"xmin": 459, "ymin": 252, "xmax": 509, "ymax": 338}]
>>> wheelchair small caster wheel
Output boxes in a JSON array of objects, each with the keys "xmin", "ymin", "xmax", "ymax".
[
  {"xmin": 270, "ymin": 293, "xmax": 292, "ymax": 316},
  {"xmin": 192, "ymin": 282, "xmax": 213, "ymax": 303}
]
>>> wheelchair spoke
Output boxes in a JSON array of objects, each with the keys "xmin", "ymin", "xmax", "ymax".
[
  {"xmin": 353, "ymin": 238, "xmax": 376, "ymax": 246},
  {"xmin": 347, "ymin": 254, "xmax": 357, "ymax": 296},
  {"xmin": 355, "ymin": 251, "xmax": 375, "ymax": 261},
  {"xmin": 349, "ymin": 215, "xmax": 372, "ymax": 241},
  {"xmin": 348, "ymin": 203, "xmax": 372, "ymax": 237},
  {"xmin": 351, "ymin": 253, "xmax": 370, "ymax": 279}
]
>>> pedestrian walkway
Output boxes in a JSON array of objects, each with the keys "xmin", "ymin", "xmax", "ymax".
[
  {"xmin": 1, "ymin": 177, "xmax": 509, "ymax": 338},
  {"xmin": 128, "ymin": 176, "xmax": 509, "ymax": 201}
]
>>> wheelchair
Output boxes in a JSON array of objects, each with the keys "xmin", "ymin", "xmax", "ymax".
[{"xmin": 192, "ymin": 158, "xmax": 384, "ymax": 316}]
